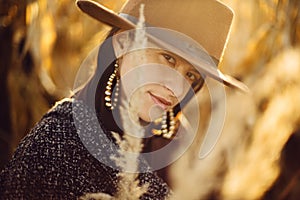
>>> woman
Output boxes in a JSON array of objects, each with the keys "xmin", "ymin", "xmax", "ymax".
[{"xmin": 0, "ymin": 0, "xmax": 247, "ymax": 199}]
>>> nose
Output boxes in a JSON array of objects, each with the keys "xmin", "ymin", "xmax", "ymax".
[{"xmin": 162, "ymin": 68, "xmax": 188, "ymax": 101}]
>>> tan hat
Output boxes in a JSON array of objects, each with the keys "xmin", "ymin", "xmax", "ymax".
[{"xmin": 76, "ymin": 0, "xmax": 249, "ymax": 92}]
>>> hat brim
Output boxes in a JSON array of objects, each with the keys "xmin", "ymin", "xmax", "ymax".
[{"xmin": 76, "ymin": 0, "xmax": 249, "ymax": 93}]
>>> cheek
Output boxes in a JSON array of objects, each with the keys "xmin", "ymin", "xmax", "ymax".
[
  {"xmin": 119, "ymin": 63, "xmax": 162, "ymax": 99},
  {"xmin": 120, "ymin": 62, "xmax": 192, "ymax": 107},
  {"xmin": 119, "ymin": 51, "xmax": 153, "ymax": 76},
  {"xmin": 138, "ymin": 98, "xmax": 165, "ymax": 122},
  {"xmin": 119, "ymin": 57, "xmax": 135, "ymax": 76}
]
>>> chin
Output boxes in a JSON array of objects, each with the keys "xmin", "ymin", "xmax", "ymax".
[
  {"xmin": 138, "ymin": 112, "xmax": 152, "ymax": 123},
  {"xmin": 141, "ymin": 106, "xmax": 164, "ymax": 123}
]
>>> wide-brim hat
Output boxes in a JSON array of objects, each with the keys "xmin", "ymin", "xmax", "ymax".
[{"xmin": 76, "ymin": 0, "xmax": 249, "ymax": 92}]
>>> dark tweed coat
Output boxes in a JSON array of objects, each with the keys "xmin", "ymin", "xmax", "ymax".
[{"xmin": 0, "ymin": 98, "xmax": 170, "ymax": 199}]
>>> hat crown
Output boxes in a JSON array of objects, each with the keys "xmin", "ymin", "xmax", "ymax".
[{"xmin": 120, "ymin": 0, "xmax": 234, "ymax": 61}]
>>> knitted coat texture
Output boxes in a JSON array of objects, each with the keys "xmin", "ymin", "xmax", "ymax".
[{"xmin": 0, "ymin": 98, "xmax": 169, "ymax": 199}]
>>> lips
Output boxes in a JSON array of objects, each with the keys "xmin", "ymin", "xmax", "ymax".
[{"xmin": 149, "ymin": 92, "xmax": 172, "ymax": 110}]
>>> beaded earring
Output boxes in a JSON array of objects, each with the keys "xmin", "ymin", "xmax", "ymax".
[
  {"xmin": 152, "ymin": 108, "xmax": 177, "ymax": 139},
  {"xmin": 105, "ymin": 61, "xmax": 120, "ymax": 110}
]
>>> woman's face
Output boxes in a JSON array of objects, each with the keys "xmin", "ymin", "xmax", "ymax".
[{"xmin": 118, "ymin": 48, "xmax": 203, "ymax": 123}]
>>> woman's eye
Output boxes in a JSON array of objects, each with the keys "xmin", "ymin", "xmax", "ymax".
[
  {"xmin": 163, "ymin": 54, "xmax": 176, "ymax": 65},
  {"xmin": 186, "ymin": 71, "xmax": 197, "ymax": 81}
]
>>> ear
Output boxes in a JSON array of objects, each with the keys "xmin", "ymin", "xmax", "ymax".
[{"xmin": 112, "ymin": 31, "xmax": 131, "ymax": 58}]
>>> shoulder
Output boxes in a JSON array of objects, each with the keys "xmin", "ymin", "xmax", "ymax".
[
  {"xmin": 5, "ymin": 98, "xmax": 86, "ymax": 173},
  {"xmin": 16, "ymin": 98, "xmax": 79, "ymax": 153},
  {"xmin": 0, "ymin": 98, "xmax": 117, "ymax": 198},
  {"xmin": 11, "ymin": 97, "xmax": 103, "ymax": 164},
  {"xmin": 20, "ymin": 97, "xmax": 97, "ymax": 147}
]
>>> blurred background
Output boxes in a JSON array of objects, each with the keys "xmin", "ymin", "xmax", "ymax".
[{"xmin": 0, "ymin": 0, "xmax": 299, "ymax": 199}]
